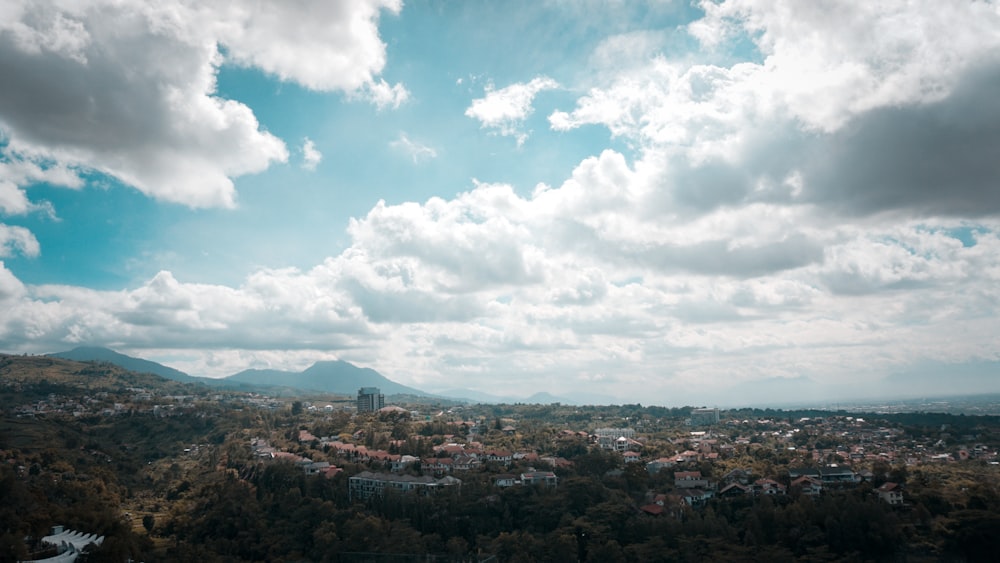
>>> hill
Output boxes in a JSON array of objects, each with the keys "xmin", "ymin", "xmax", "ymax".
[
  {"xmin": 49, "ymin": 346, "xmax": 201, "ymax": 383},
  {"xmin": 0, "ymin": 353, "xmax": 189, "ymax": 394},
  {"xmin": 227, "ymin": 360, "xmax": 431, "ymax": 397}
]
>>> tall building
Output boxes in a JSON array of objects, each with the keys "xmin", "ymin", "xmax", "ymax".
[
  {"xmin": 689, "ymin": 408, "xmax": 720, "ymax": 426},
  {"xmin": 357, "ymin": 387, "xmax": 384, "ymax": 412}
]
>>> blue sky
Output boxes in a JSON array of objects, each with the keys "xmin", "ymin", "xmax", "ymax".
[{"xmin": 2, "ymin": 0, "xmax": 1000, "ymax": 406}]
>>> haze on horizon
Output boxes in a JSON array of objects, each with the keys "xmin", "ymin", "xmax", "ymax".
[{"xmin": 2, "ymin": 0, "xmax": 1000, "ymax": 406}]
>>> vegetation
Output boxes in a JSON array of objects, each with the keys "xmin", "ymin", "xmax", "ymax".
[{"xmin": 2, "ymin": 354, "xmax": 999, "ymax": 562}]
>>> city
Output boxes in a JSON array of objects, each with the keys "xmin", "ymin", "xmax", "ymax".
[{"xmin": 2, "ymin": 354, "xmax": 998, "ymax": 561}]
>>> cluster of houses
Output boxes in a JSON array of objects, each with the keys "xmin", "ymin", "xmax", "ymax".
[
  {"xmin": 246, "ymin": 408, "xmax": 997, "ymax": 510},
  {"xmin": 251, "ymin": 438, "xmax": 343, "ymax": 478}
]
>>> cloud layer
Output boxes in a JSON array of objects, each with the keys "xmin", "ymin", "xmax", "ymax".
[
  {"xmin": 0, "ymin": 0, "xmax": 403, "ymax": 210},
  {"xmin": 2, "ymin": 1, "xmax": 1000, "ymax": 403}
]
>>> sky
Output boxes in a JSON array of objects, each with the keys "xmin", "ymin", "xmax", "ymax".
[{"xmin": 2, "ymin": 0, "xmax": 1000, "ymax": 406}]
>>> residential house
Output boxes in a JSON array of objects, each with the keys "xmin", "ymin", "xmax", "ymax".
[
  {"xmin": 753, "ymin": 478, "xmax": 786, "ymax": 495},
  {"xmin": 390, "ymin": 455, "xmax": 420, "ymax": 473},
  {"xmin": 674, "ymin": 471, "xmax": 710, "ymax": 489},
  {"xmin": 494, "ymin": 474, "xmax": 517, "ymax": 487},
  {"xmin": 819, "ymin": 464, "xmax": 859, "ymax": 485},
  {"xmin": 521, "ymin": 471, "xmax": 558, "ymax": 487},
  {"xmin": 421, "ymin": 457, "xmax": 454, "ymax": 475},
  {"xmin": 452, "ymin": 455, "xmax": 481, "ymax": 471},
  {"xmin": 485, "ymin": 450, "xmax": 513, "ymax": 466},
  {"xmin": 791, "ymin": 475, "xmax": 823, "ymax": 497},
  {"xmin": 594, "ymin": 428, "xmax": 635, "ymax": 451},
  {"xmin": 719, "ymin": 483, "xmax": 751, "ymax": 498},
  {"xmin": 681, "ymin": 488, "xmax": 714, "ymax": 506},
  {"xmin": 876, "ymin": 482, "xmax": 904, "ymax": 505}
]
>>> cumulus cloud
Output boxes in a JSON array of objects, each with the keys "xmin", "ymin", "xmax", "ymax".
[
  {"xmin": 213, "ymin": 0, "xmax": 403, "ymax": 94},
  {"xmin": 550, "ymin": 0, "xmax": 1000, "ymax": 218},
  {"xmin": 4, "ymin": 1, "xmax": 1000, "ymax": 402},
  {"xmin": 0, "ymin": 225, "xmax": 39, "ymax": 257},
  {"xmin": 301, "ymin": 138, "xmax": 322, "ymax": 171},
  {"xmin": 389, "ymin": 133, "xmax": 437, "ymax": 163},
  {"xmin": 466, "ymin": 76, "xmax": 559, "ymax": 145},
  {"xmin": 0, "ymin": 0, "xmax": 404, "ymax": 209}
]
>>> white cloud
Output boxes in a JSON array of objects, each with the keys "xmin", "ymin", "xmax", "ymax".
[
  {"xmin": 0, "ymin": 0, "xmax": 405, "ymax": 209},
  {"xmin": 4, "ymin": 1, "xmax": 1000, "ymax": 403},
  {"xmin": 0, "ymin": 224, "xmax": 39, "ymax": 257},
  {"xmin": 212, "ymin": 0, "xmax": 404, "ymax": 95},
  {"xmin": 466, "ymin": 76, "xmax": 559, "ymax": 146},
  {"xmin": 389, "ymin": 133, "xmax": 437, "ymax": 163},
  {"xmin": 0, "ymin": 261, "xmax": 27, "ymax": 301},
  {"xmin": 301, "ymin": 138, "xmax": 322, "ymax": 171},
  {"xmin": 362, "ymin": 78, "xmax": 410, "ymax": 110}
]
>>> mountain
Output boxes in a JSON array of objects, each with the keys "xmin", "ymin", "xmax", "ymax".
[
  {"xmin": 49, "ymin": 346, "xmax": 200, "ymax": 383},
  {"xmin": 227, "ymin": 360, "xmax": 430, "ymax": 397}
]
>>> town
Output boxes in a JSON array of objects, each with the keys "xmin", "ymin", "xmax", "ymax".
[{"xmin": 2, "ymin": 354, "xmax": 999, "ymax": 561}]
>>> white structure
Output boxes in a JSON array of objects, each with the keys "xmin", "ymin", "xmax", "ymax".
[
  {"xmin": 29, "ymin": 526, "xmax": 104, "ymax": 562},
  {"xmin": 594, "ymin": 428, "xmax": 635, "ymax": 450}
]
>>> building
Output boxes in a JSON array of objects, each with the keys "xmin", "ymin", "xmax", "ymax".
[
  {"xmin": 876, "ymin": 482, "xmax": 904, "ymax": 505},
  {"xmin": 348, "ymin": 471, "xmax": 461, "ymax": 501},
  {"xmin": 357, "ymin": 387, "xmax": 385, "ymax": 412},
  {"xmin": 520, "ymin": 471, "xmax": 558, "ymax": 487},
  {"xmin": 689, "ymin": 408, "xmax": 720, "ymax": 426},
  {"xmin": 594, "ymin": 428, "xmax": 635, "ymax": 450}
]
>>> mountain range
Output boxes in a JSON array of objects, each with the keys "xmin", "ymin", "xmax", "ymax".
[
  {"xmin": 46, "ymin": 347, "xmax": 1000, "ymax": 408},
  {"xmin": 48, "ymin": 347, "xmax": 432, "ymax": 399}
]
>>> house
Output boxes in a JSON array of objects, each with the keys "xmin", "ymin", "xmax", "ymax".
[
  {"xmin": 622, "ymin": 451, "xmax": 642, "ymax": 463},
  {"xmin": 681, "ymin": 488, "xmax": 714, "ymax": 506},
  {"xmin": 421, "ymin": 457, "xmax": 454, "ymax": 475},
  {"xmin": 752, "ymin": 478, "xmax": 786, "ymax": 495},
  {"xmin": 791, "ymin": 475, "xmax": 823, "ymax": 497},
  {"xmin": 719, "ymin": 483, "xmax": 751, "ymax": 498},
  {"xmin": 485, "ymin": 450, "xmax": 513, "ymax": 465},
  {"xmin": 640, "ymin": 503, "xmax": 665, "ymax": 516},
  {"xmin": 594, "ymin": 428, "xmax": 635, "ymax": 450},
  {"xmin": 788, "ymin": 467, "xmax": 821, "ymax": 480},
  {"xmin": 819, "ymin": 464, "xmax": 858, "ymax": 484},
  {"xmin": 390, "ymin": 455, "xmax": 420, "ymax": 472},
  {"xmin": 520, "ymin": 471, "xmax": 558, "ymax": 487},
  {"xmin": 452, "ymin": 455, "xmax": 481, "ymax": 471},
  {"xmin": 303, "ymin": 461, "xmax": 331, "ymax": 476},
  {"xmin": 494, "ymin": 474, "xmax": 517, "ymax": 487},
  {"xmin": 674, "ymin": 471, "xmax": 710, "ymax": 489},
  {"xmin": 876, "ymin": 482, "xmax": 904, "ymax": 505}
]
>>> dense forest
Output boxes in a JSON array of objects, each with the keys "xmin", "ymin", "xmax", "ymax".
[{"xmin": 2, "ymin": 355, "xmax": 999, "ymax": 562}]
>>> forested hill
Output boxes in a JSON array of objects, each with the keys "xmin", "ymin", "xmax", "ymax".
[
  {"xmin": 227, "ymin": 360, "xmax": 431, "ymax": 397},
  {"xmin": 1, "ymin": 353, "xmax": 189, "ymax": 394},
  {"xmin": 49, "ymin": 346, "xmax": 200, "ymax": 383}
]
